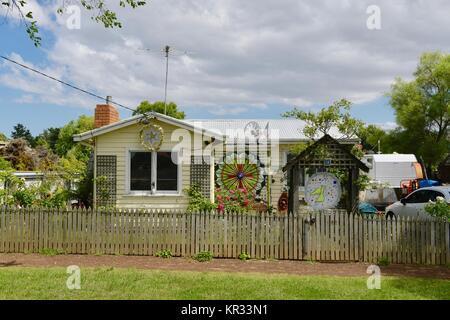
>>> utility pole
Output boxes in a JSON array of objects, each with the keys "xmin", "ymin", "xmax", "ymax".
[{"xmin": 164, "ymin": 45, "xmax": 170, "ymax": 115}]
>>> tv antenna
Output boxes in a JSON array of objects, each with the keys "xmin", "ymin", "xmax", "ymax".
[{"xmin": 135, "ymin": 45, "xmax": 193, "ymax": 115}]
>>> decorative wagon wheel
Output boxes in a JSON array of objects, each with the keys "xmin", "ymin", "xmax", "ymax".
[{"xmin": 216, "ymin": 153, "xmax": 265, "ymax": 193}]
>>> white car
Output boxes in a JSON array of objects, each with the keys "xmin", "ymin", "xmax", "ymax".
[{"xmin": 385, "ymin": 186, "xmax": 450, "ymax": 218}]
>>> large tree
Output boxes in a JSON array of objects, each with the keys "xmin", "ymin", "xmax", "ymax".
[
  {"xmin": 55, "ymin": 115, "xmax": 94, "ymax": 158},
  {"xmin": 388, "ymin": 52, "xmax": 450, "ymax": 170},
  {"xmin": 11, "ymin": 123, "xmax": 34, "ymax": 147},
  {"xmin": 35, "ymin": 127, "xmax": 61, "ymax": 154},
  {"xmin": 1, "ymin": 0, "xmax": 147, "ymax": 46},
  {"xmin": 133, "ymin": 101, "xmax": 186, "ymax": 119}
]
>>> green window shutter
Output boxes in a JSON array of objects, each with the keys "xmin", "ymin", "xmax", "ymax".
[
  {"xmin": 96, "ymin": 155, "xmax": 117, "ymax": 208},
  {"xmin": 190, "ymin": 156, "xmax": 211, "ymax": 198}
]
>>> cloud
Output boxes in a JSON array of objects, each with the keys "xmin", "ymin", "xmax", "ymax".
[{"xmin": 2, "ymin": 0, "xmax": 450, "ymax": 117}]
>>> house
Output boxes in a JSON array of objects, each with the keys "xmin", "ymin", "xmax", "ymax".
[{"xmin": 73, "ymin": 101, "xmax": 359, "ymax": 211}]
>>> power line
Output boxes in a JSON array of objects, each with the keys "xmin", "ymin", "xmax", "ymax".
[{"xmin": 0, "ymin": 55, "xmax": 136, "ymax": 113}]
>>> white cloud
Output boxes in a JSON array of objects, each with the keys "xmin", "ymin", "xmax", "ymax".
[{"xmin": 2, "ymin": 0, "xmax": 450, "ymax": 117}]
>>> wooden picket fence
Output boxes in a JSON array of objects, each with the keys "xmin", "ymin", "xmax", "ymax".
[{"xmin": 0, "ymin": 206, "xmax": 448, "ymax": 265}]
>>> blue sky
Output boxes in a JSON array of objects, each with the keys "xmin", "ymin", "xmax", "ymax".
[{"xmin": 1, "ymin": 0, "xmax": 448, "ymax": 136}]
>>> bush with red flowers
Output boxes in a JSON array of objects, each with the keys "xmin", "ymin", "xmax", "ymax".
[{"xmin": 215, "ymin": 187, "xmax": 256, "ymax": 213}]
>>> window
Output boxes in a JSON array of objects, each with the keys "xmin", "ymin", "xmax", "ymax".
[
  {"xmin": 130, "ymin": 152, "xmax": 152, "ymax": 191},
  {"xmin": 405, "ymin": 190, "xmax": 428, "ymax": 203},
  {"xmin": 128, "ymin": 151, "xmax": 179, "ymax": 194},
  {"xmin": 427, "ymin": 190, "xmax": 444, "ymax": 202},
  {"xmin": 157, "ymin": 152, "xmax": 178, "ymax": 191}
]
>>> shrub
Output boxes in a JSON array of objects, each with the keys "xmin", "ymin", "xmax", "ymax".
[
  {"xmin": 185, "ymin": 185, "xmax": 216, "ymax": 213},
  {"xmin": 238, "ymin": 252, "xmax": 251, "ymax": 261},
  {"xmin": 13, "ymin": 189, "xmax": 35, "ymax": 207},
  {"xmin": 155, "ymin": 249, "xmax": 173, "ymax": 259},
  {"xmin": 425, "ymin": 197, "xmax": 450, "ymax": 221},
  {"xmin": 194, "ymin": 251, "xmax": 213, "ymax": 262},
  {"xmin": 377, "ymin": 256, "xmax": 390, "ymax": 266},
  {"xmin": 215, "ymin": 187, "xmax": 256, "ymax": 213}
]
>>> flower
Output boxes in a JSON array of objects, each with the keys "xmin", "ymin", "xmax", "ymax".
[{"xmin": 436, "ymin": 196, "xmax": 445, "ymax": 202}]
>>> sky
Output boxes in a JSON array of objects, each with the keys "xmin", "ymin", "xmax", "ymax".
[{"xmin": 0, "ymin": 0, "xmax": 449, "ymax": 136}]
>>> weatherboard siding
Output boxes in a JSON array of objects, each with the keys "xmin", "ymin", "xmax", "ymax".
[{"xmin": 95, "ymin": 121, "xmax": 209, "ymax": 209}]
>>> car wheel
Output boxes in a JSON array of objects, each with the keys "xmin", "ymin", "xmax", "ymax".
[{"xmin": 386, "ymin": 211, "xmax": 396, "ymax": 219}]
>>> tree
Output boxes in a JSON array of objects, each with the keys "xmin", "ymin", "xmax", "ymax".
[
  {"xmin": 11, "ymin": 123, "xmax": 35, "ymax": 147},
  {"xmin": 1, "ymin": 0, "xmax": 147, "ymax": 47},
  {"xmin": 0, "ymin": 138, "xmax": 58, "ymax": 171},
  {"xmin": 55, "ymin": 115, "xmax": 95, "ymax": 207},
  {"xmin": 283, "ymin": 98, "xmax": 364, "ymax": 145},
  {"xmin": 35, "ymin": 127, "xmax": 61, "ymax": 153},
  {"xmin": 133, "ymin": 101, "xmax": 186, "ymax": 119},
  {"xmin": 388, "ymin": 52, "xmax": 450, "ymax": 171},
  {"xmin": 0, "ymin": 156, "xmax": 12, "ymax": 170},
  {"xmin": 0, "ymin": 132, "xmax": 8, "ymax": 141},
  {"xmin": 283, "ymin": 99, "xmax": 370, "ymax": 195},
  {"xmin": 0, "ymin": 138, "xmax": 36, "ymax": 171},
  {"xmin": 358, "ymin": 124, "xmax": 388, "ymax": 153},
  {"xmin": 55, "ymin": 115, "xmax": 94, "ymax": 157}
]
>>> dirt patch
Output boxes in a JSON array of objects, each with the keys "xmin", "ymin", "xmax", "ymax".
[{"xmin": 0, "ymin": 253, "xmax": 448, "ymax": 279}]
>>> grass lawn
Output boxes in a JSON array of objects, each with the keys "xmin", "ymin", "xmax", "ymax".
[{"xmin": 0, "ymin": 267, "xmax": 448, "ymax": 300}]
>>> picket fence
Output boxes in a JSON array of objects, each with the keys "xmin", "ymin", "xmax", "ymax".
[{"xmin": 0, "ymin": 206, "xmax": 448, "ymax": 265}]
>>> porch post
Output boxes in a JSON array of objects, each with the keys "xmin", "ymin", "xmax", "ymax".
[{"xmin": 288, "ymin": 165, "xmax": 300, "ymax": 214}]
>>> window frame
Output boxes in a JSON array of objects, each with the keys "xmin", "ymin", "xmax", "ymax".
[{"xmin": 126, "ymin": 149, "xmax": 181, "ymax": 196}]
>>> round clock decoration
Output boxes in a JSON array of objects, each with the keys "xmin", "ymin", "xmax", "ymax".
[
  {"xmin": 140, "ymin": 124, "xmax": 164, "ymax": 151},
  {"xmin": 305, "ymin": 172, "xmax": 341, "ymax": 210}
]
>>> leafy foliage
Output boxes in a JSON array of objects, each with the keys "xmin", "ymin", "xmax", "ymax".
[
  {"xmin": 185, "ymin": 184, "xmax": 216, "ymax": 213},
  {"xmin": 388, "ymin": 52, "xmax": 450, "ymax": 171},
  {"xmin": 0, "ymin": 138, "xmax": 58, "ymax": 171},
  {"xmin": 55, "ymin": 115, "xmax": 94, "ymax": 158},
  {"xmin": 283, "ymin": 99, "xmax": 364, "ymax": 141},
  {"xmin": 425, "ymin": 197, "xmax": 450, "ymax": 221},
  {"xmin": 155, "ymin": 249, "xmax": 173, "ymax": 259},
  {"xmin": 215, "ymin": 187, "xmax": 256, "ymax": 213},
  {"xmin": 11, "ymin": 123, "xmax": 35, "ymax": 147},
  {"xmin": 0, "ymin": 156, "xmax": 12, "ymax": 170},
  {"xmin": 238, "ymin": 252, "xmax": 251, "ymax": 261},
  {"xmin": 35, "ymin": 127, "xmax": 60, "ymax": 153},
  {"xmin": 1, "ymin": 0, "xmax": 147, "ymax": 46},
  {"xmin": 133, "ymin": 101, "xmax": 186, "ymax": 119},
  {"xmin": 0, "ymin": 170, "xmax": 70, "ymax": 208},
  {"xmin": 194, "ymin": 251, "xmax": 213, "ymax": 262}
]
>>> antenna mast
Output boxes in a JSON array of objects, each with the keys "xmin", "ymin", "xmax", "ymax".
[{"xmin": 164, "ymin": 45, "xmax": 170, "ymax": 115}]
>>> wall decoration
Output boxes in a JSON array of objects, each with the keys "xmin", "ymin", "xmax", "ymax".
[
  {"xmin": 277, "ymin": 191, "xmax": 289, "ymax": 213},
  {"xmin": 216, "ymin": 153, "xmax": 264, "ymax": 193},
  {"xmin": 140, "ymin": 124, "xmax": 164, "ymax": 151},
  {"xmin": 305, "ymin": 172, "xmax": 341, "ymax": 210}
]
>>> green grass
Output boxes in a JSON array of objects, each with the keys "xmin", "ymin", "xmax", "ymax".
[{"xmin": 0, "ymin": 267, "xmax": 448, "ymax": 300}]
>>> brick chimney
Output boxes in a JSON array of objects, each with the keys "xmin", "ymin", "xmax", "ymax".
[{"xmin": 95, "ymin": 96, "xmax": 120, "ymax": 128}]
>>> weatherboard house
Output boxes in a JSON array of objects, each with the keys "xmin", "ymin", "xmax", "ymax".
[{"xmin": 73, "ymin": 102, "xmax": 358, "ymax": 211}]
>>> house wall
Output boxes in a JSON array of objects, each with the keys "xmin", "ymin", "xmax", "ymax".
[
  {"xmin": 95, "ymin": 120, "xmax": 213, "ymax": 209},
  {"xmin": 94, "ymin": 119, "xmax": 299, "ymax": 212},
  {"xmin": 212, "ymin": 142, "xmax": 294, "ymax": 212}
]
